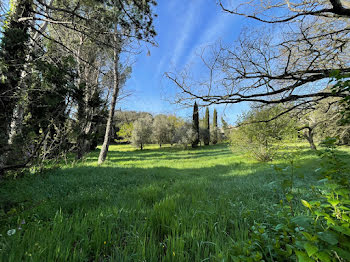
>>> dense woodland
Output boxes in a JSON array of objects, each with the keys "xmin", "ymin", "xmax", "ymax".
[{"xmin": 0, "ymin": 0, "xmax": 350, "ymax": 261}]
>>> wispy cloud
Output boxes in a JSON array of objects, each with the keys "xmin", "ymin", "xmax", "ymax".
[
  {"xmin": 182, "ymin": 12, "xmax": 236, "ymax": 69},
  {"xmin": 170, "ymin": 0, "xmax": 204, "ymax": 68}
]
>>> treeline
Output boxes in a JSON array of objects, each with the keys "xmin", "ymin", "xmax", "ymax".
[
  {"xmin": 230, "ymin": 97, "xmax": 350, "ymax": 161},
  {"xmin": 0, "ymin": 0, "xmax": 157, "ymax": 174},
  {"xmin": 113, "ymin": 106, "xmax": 227, "ymax": 150}
]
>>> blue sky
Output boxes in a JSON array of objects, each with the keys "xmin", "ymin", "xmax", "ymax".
[{"xmin": 119, "ymin": 0, "xmax": 253, "ymax": 125}]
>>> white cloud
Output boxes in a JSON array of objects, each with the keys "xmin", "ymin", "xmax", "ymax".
[
  {"xmin": 170, "ymin": 0, "xmax": 204, "ymax": 68},
  {"xmin": 182, "ymin": 12, "xmax": 235, "ymax": 69}
]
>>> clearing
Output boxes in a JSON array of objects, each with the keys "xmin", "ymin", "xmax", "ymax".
[{"xmin": 0, "ymin": 144, "xmax": 348, "ymax": 261}]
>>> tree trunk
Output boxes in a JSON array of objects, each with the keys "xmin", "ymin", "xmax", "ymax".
[
  {"xmin": 140, "ymin": 143, "xmax": 143, "ymax": 150},
  {"xmin": 98, "ymin": 29, "xmax": 120, "ymax": 164},
  {"xmin": 304, "ymin": 129, "xmax": 317, "ymax": 150}
]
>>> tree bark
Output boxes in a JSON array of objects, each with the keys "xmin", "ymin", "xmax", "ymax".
[
  {"xmin": 98, "ymin": 28, "xmax": 120, "ymax": 164},
  {"xmin": 304, "ymin": 129, "xmax": 317, "ymax": 150},
  {"xmin": 299, "ymin": 126, "xmax": 317, "ymax": 150}
]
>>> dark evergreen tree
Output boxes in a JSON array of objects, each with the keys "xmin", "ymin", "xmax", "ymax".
[
  {"xmin": 204, "ymin": 107, "xmax": 210, "ymax": 145},
  {"xmin": 0, "ymin": 0, "xmax": 32, "ymax": 172},
  {"xmin": 192, "ymin": 102, "xmax": 200, "ymax": 148},
  {"xmin": 212, "ymin": 109, "xmax": 218, "ymax": 144}
]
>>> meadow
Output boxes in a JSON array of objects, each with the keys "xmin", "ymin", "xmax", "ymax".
[{"xmin": 0, "ymin": 143, "xmax": 349, "ymax": 261}]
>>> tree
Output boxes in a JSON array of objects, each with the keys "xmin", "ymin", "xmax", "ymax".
[
  {"xmin": 0, "ymin": 0, "xmax": 32, "ymax": 172},
  {"xmin": 174, "ymin": 122, "xmax": 195, "ymax": 149},
  {"xmin": 191, "ymin": 102, "xmax": 200, "ymax": 148},
  {"xmin": 0, "ymin": 0, "xmax": 157, "ymax": 173},
  {"xmin": 297, "ymin": 97, "xmax": 350, "ymax": 148},
  {"xmin": 230, "ymin": 105, "xmax": 297, "ymax": 161},
  {"xmin": 204, "ymin": 108, "xmax": 210, "ymax": 145},
  {"xmin": 167, "ymin": 115, "xmax": 184, "ymax": 146},
  {"xmin": 221, "ymin": 116, "xmax": 231, "ymax": 139},
  {"xmin": 152, "ymin": 114, "xmax": 170, "ymax": 147},
  {"xmin": 131, "ymin": 116, "xmax": 153, "ymax": 150},
  {"xmin": 117, "ymin": 122, "xmax": 134, "ymax": 142},
  {"xmin": 98, "ymin": 31, "xmax": 131, "ymax": 164},
  {"xmin": 166, "ymin": 0, "xmax": 349, "ymax": 119},
  {"xmin": 212, "ymin": 108, "xmax": 218, "ymax": 144}
]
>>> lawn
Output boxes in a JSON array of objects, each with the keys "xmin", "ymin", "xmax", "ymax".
[{"xmin": 0, "ymin": 143, "xmax": 349, "ymax": 261}]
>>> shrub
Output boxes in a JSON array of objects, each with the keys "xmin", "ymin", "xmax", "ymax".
[{"xmin": 230, "ymin": 105, "xmax": 297, "ymax": 161}]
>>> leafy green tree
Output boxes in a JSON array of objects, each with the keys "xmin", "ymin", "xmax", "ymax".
[
  {"xmin": 0, "ymin": 0, "xmax": 32, "ymax": 172},
  {"xmin": 131, "ymin": 116, "xmax": 153, "ymax": 150},
  {"xmin": 231, "ymin": 105, "xmax": 297, "ymax": 161},
  {"xmin": 192, "ymin": 102, "xmax": 199, "ymax": 148},
  {"xmin": 167, "ymin": 115, "xmax": 184, "ymax": 145},
  {"xmin": 117, "ymin": 122, "xmax": 134, "ymax": 142},
  {"xmin": 152, "ymin": 114, "xmax": 170, "ymax": 147},
  {"xmin": 174, "ymin": 122, "xmax": 195, "ymax": 149},
  {"xmin": 0, "ymin": 0, "xmax": 157, "ymax": 173}
]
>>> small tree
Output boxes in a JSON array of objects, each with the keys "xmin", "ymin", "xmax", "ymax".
[
  {"xmin": 192, "ymin": 102, "xmax": 200, "ymax": 148},
  {"xmin": 230, "ymin": 105, "xmax": 297, "ymax": 161},
  {"xmin": 152, "ymin": 114, "xmax": 170, "ymax": 147},
  {"xmin": 131, "ymin": 116, "xmax": 153, "ymax": 150},
  {"xmin": 174, "ymin": 123, "xmax": 194, "ymax": 149},
  {"xmin": 167, "ymin": 115, "xmax": 184, "ymax": 146},
  {"xmin": 117, "ymin": 122, "xmax": 133, "ymax": 142},
  {"xmin": 221, "ymin": 117, "xmax": 230, "ymax": 139},
  {"xmin": 212, "ymin": 109, "xmax": 218, "ymax": 144},
  {"xmin": 204, "ymin": 107, "xmax": 210, "ymax": 145}
]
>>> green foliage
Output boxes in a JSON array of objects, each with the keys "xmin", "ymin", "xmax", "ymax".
[
  {"xmin": 0, "ymin": 143, "xmax": 345, "ymax": 261},
  {"xmin": 117, "ymin": 122, "xmax": 133, "ymax": 141},
  {"xmin": 131, "ymin": 116, "xmax": 153, "ymax": 150},
  {"xmin": 152, "ymin": 114, "xmax": 171, "ymax": 147},
  {"xmin": 203, "ymin": 108, "xmax": 210, "ymax": 145},
  {"xmin": 192, "ymin": 102, "xmax": 200, "ymax": 148},
  {"xmin": 229, "ymin": 138, "xmax": 350, "ymax": 261},
  {"xmin": 230, "ymin": 105, "xmax": 298, "ymax": 161}
]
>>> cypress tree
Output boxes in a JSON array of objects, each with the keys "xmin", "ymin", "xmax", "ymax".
[
  {"xmin": 204, "ymin": 107, "xmax": 210, "ymax": 145},
  {"xmin": 192, "ymin": 102, "xmax": 200, "ymax": 148},
  {"xmin": 212, "ymin": 109, "xmax": 218, "ymax": 144}
]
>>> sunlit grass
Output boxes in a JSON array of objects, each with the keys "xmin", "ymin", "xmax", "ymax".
[{"xmin": 0, "ymin": 143, "xmax": 349, "ymax": 261}]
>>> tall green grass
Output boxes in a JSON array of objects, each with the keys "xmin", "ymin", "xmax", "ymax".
[{"xmin": 0, "ymin": 144, "xmax": 348, "ymax": 261}]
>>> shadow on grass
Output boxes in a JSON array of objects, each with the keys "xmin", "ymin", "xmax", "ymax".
[
  {"xmin": 0, "ymin": 152, "xmax": 326, "ymax": 222},
  {"xmin": 84, "ymin": 144, "xmax": 235, "ymax": 163}
]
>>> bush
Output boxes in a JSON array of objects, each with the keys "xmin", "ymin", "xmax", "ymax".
[
  {"xmin": 230, "ymin": 105, "xmax": 297, "ymax": 161},
  {"xmin": 230, "ymin": 138, "xmax": 350, "ymax": 261}
]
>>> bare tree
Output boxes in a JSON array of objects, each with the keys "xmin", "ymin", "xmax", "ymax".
[{"xmin": 166, "ymin": 0, "xmax": 349, "ymax": 117}]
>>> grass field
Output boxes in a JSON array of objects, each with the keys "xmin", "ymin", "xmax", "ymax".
[{"xmin": 0, "ymin": 143, "xmax": 349, "ymax": 261}]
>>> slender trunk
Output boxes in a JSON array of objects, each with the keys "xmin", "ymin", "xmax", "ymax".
[
  {"xmin": 305, "ymin": 129, "xmax": 317, "ymax": 150},
  {"xmin": 140, "ymin": 143, "xmax": 143, "ymax": 150},
  {"xmin": 98, "ymin": 29, "xmax": 120, "ymax": 164},
  {"xmin": 75, "ymin": 35, "xmax": 86, "ymax": 160}
]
